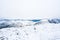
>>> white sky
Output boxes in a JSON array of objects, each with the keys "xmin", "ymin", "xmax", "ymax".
[{"xmin": 0, "ymin": 0, "xmax": 60, "ymax": 19}]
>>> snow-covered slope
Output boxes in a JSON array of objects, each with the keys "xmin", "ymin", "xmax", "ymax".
[{"xmin": 0, "ymin": 18, "xmax": 60, "ymax": 40}]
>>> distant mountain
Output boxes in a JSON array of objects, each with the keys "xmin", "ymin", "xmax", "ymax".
[{"xmin": 0, "ymin": 18, "xmax": 60, "ymax": 29}]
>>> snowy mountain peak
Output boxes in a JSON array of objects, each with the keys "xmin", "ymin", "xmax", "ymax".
[{"xmin": 0, "ymin": 18, "xmax": 60, "ymax": 29}]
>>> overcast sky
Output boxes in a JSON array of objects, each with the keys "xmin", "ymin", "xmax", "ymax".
[{"xmin": 0, "ymin": 0, "xmax": 60, "ymax": 19}]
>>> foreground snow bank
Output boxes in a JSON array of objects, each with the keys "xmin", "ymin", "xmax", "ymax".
[{"xmin": 0, "ymin": 19, "xmax": 60, "ymax": 40}]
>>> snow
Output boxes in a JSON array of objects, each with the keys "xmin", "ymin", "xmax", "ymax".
[{"xmin": 0, "ymin": 19, "xmax": 60, "ymax": 40}]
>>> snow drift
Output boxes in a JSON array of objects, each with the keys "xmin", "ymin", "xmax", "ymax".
[{"xmin": 0, "ymin": 18, "xmax": 60, "ymax": 40}]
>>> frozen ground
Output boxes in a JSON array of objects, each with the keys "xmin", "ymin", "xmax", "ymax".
[{"xmin": 0, "ymin": 19, "xmax": 60, "ymax": 40}]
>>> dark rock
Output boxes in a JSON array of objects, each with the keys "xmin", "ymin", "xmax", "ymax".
[
  {"xmin": 48, "ymin": 19, "xmax": 60, "ymax": 24},
  {"xmin": 0, "ymin": 36, "xmax": 8, "ymax": 40}
]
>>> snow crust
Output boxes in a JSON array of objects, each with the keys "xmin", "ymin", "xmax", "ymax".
[{"xmin": 0, "ymin": 19, "xmax": 60, "ymax": 40}]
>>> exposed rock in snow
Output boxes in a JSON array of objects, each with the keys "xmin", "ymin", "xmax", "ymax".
[{"xmin": 48, "ymin": 18, "xmax": 60, "ymax": 24}]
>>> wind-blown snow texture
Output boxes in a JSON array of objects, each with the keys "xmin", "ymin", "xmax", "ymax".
[{"xmin": 0, "ymin": 18, "xmax": 60, "ymax": 40}]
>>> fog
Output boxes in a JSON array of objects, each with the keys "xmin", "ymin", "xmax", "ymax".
[{"xmin": 0, "ymin": 0, "xmax": 60, "ymax": 19}]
